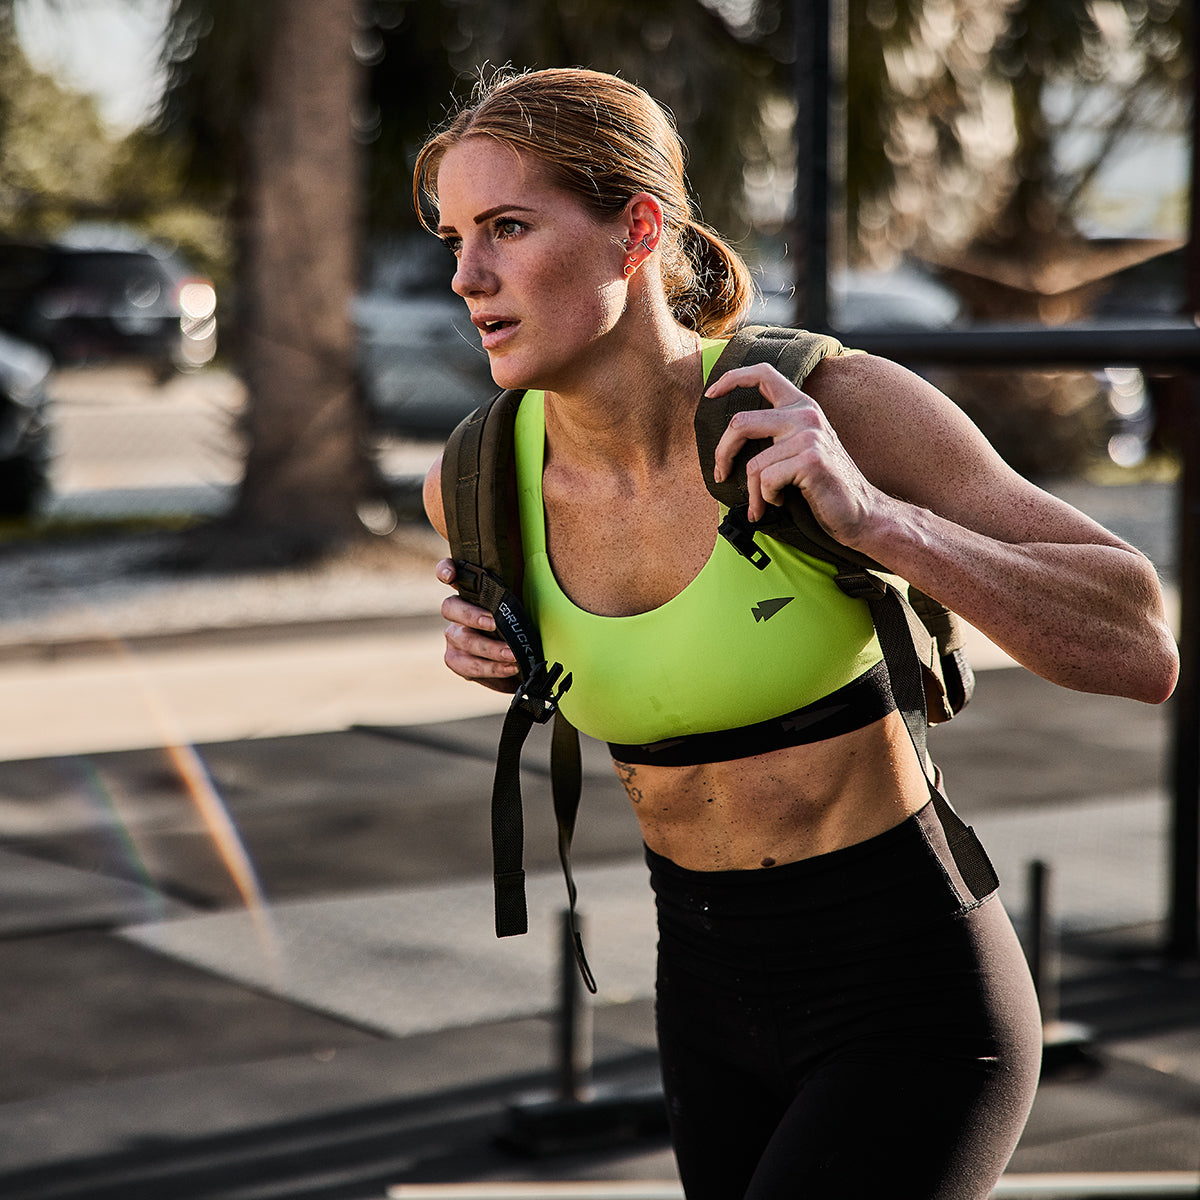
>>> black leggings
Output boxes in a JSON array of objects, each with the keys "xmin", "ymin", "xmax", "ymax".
[{"xmin": 648, "ymin": 800, "xmax": 1042, "ymax": 1200}]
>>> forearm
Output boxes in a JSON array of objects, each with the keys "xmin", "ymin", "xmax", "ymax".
[{"xmin": 857, "ymin": 499, "xmax": 1179, "ymax": 704}]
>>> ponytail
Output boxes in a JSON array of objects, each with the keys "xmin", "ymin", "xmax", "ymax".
[{"xmin": 666, "ymin": 221, "xmax": 756, "ymax": 338}]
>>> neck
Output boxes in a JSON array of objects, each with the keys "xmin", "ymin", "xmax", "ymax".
[{"xmin": 543, "ymin": 311, "xmax": 705, "ymax": 475}]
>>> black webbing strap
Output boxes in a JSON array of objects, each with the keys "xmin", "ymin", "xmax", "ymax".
[
  {"xmin": 837, "ymin": 570, "xmax": 999, "ymax": 901},
  {"xmin": 489, "ymin": 659, "xmax": 572, "ymax": 937},
  {"xmin": 453, "ymin": 560, "xmax": 574, "ymax": 941},
  {"xmin": 703, "ymin": 327, "xmax": 994, "ymax": 900},
  {"xmin": 551, "ymin": 710, "xmax": 597, "ymax": 992},
  {"xmin": 491, "ymin": 700, "xmax": 532, "ymax": 937}
]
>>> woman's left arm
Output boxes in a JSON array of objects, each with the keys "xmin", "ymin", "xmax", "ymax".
[{"xmin": 710, "ymin": 353, "xmax": 1179, "ymax": 705}]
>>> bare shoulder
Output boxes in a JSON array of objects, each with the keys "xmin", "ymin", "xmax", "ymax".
[
  {"xmin": 805, "ymin": 351, "xmax": 1131, "ymax": 550},
  {"xmin": 805, "ymin": 352, "xmax": 976, "ymax": 471},
  {"xmin": 423, "ymin": 455, "xmax": 448, "ymax": 539}
]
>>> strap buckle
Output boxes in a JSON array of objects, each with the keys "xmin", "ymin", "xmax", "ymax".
[
  {"xmin": 718, "ymin": 507, "xmax": 772, "ymax": 570},
  {"xmin": 511, "ymin": 661, "xmax": 573, "ymax": 725}
]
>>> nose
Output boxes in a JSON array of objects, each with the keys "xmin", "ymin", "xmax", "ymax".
[{"xmin": 451, "ymin": 243, "xmax": 495, "ymax": 300}]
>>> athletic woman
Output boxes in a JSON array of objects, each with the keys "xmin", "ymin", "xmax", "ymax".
[{"xmin": 414, "ymin": 68, "xmax": 1178, "ymax": 1199}]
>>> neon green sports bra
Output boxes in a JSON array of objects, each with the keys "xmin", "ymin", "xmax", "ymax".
[{"xmin": 514, "ymin": 339, "xmax": 884, "ymax": 749}]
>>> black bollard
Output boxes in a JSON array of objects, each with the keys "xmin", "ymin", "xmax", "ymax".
[
  {"xmin": 555, "ymin": 908, "xmax": 594, "ymax": 1103},
  {"xmin": 499, "ymin": 909, "xmax": 668, "ymax": 1156},
  {"xmin": 1025, "ymin": 859, "xmax": 1100, "ymax": 1079}
]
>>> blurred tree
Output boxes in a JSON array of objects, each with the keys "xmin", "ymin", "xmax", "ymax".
[
  {"xmin": 153, "ymin": 0, "xmax": 1190, "ymax": 512},
  {"xmin": 159, "ymin": 0, "xmax": 376, "ymax": 561},
  {"xmin": 836, "ymin": 0, "xmax": 1188, "ymax": 270},
  {"xmin": 833, "ymin": 0, "xmax": 1189, "ymax": 477},
  {"xmin": 0, "ymin": 7, "xmax": 127, "ymax": 234}
]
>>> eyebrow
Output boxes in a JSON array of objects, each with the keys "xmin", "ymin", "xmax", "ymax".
[{"xmin": 437, "ymin": 204, "xmax": 536, "ymax": 235}]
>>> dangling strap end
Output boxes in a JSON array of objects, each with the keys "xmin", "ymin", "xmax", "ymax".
[
  {"xmin": 494, "ymin": 869, "xmax": 528, "ymax": 937},
  {"xmin": 572, "ymin": 928, "xmax": 598, "ymax": 995}
]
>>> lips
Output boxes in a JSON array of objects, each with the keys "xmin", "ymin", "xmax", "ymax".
[{"xmin": 471, "ymin": 313, "xmax": 520, "ymax": 350}]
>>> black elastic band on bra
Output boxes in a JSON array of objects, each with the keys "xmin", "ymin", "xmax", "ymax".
[{"xmin": 607, "ymin": 659, "xmax": 896, "ymax": 767}]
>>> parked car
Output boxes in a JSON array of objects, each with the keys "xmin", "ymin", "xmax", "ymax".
[
  {"xmin": 751, "ymin": 262, "xmax": 965, "ymax": 331},
  {"xmin": 0, "ymin": 330, "xmax": 52, "ymax": 519},
  {"xmin": 756, "ymin": 260, "xmax": 1153, "ymax": 471},
  {"xmin": 0, "ymin": 237, "xmax": 217, "ymax": 377},
  {"xmin": 355, "ymin": 236, "xmax": 492, "ymax": 439}
]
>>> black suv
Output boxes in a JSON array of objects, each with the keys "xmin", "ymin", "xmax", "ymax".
[{"xmin": 0, "ymin": 240, "xmax": 217, "ymax": 376}]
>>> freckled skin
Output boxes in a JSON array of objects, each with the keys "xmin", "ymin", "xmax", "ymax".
[{"xmin": 608, "ymin": 712, "xmax": 928, "ymax": 871}]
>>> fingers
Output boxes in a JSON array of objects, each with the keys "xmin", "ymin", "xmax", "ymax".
[
  {"xmin": 709, "ymin": 364, "xmax": 818, "ymax": 489},
  {"xmin": 435, "ymin": 558, "xmax": 519, "ymax": 683},
  {"xmin": 706, "ymin": 362, "xmax": 806, "ymax": 409},
  {"xmin": 439, "ymin": 592, "xmax": 520, "ymax": 684}
]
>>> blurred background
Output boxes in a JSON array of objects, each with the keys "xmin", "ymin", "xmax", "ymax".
[
  {"xmin": 0, "ymin": 2, "xmax": 1195, "ymax": 1196},
  {"xmin": 0, "ymin": 0, "xmax": 1189, "ymax": 541}
]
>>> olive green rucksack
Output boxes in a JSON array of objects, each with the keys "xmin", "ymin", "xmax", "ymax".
[{"xmin": 440, "ymin": 325, "xmax": 992, "ymax": 992}]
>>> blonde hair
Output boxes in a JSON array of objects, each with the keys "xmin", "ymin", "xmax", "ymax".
[{"xmin": 413, "ymin": 67, "xmax": 753, "ymax": 338}]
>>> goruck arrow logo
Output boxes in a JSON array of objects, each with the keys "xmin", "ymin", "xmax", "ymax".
[{"xmin": 752, "ymin": 596, "xmax": 794, "ymax": 623}]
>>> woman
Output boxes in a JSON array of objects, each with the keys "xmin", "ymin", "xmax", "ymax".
[{"xmin": 415, "ymin": 68, "xmax": 1178, "ymax": 1199}]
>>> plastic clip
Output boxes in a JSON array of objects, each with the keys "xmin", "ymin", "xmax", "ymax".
[
  {"xmin": 511, "ymin": 661, "xmax": 573, "ymax": 724},
  {"xmin": 718, "ymin": 507, "xmax": 771, "ymax": 570}
]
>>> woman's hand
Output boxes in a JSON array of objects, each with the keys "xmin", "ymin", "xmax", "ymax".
[
  {"xmin": 435, "ymin": 559, "xmax": 521, "ymax": 693},
  {"xmin": 708, "ymin": 362, "xmax": 890, "ymax": 547}
]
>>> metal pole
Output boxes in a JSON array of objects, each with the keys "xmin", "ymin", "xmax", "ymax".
[
  {"xmin": 556, "ymin": 908, "xmax": 593, "ymax": 1103},
  {"xmin": 793, "ymin": 0, "xmax": 831, "ymax": 330},
  {"xmin": 1165, "ymin": 0, "xmax": 1200, "ymax": 963},
  {"xmin": 1167, "ymin": 376, "xmax": 1200, "ymax": 961},
  {"xmin": 1026, "ymin": 860, "xmax": 1057, "ymax": 1021}
]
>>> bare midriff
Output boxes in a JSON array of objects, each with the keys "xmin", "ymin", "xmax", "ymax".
[{"xmin": 611, "ymin": 710, "xmax": 931, "ymax": 871}]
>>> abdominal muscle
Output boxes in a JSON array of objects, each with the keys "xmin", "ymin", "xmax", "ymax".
[{"xmin": 614, "ymin": 710, "xmax": 932, "ymax": 871}]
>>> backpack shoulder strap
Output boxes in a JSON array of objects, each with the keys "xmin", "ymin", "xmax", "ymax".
[
  {"xmin": 695, "ymin": 325, "xmax": 880, "ymax": 574},
  {"xmin": 440, "ymin": 390, "xmax": 528, "ymax": 655},
  {"xmin": 694, "ymin": 326, "xmax": 993, "ymax": 896},
  {"xmin": 696, "ymin": 324, "xmax": 972, "ymax": 721},
  {"xmin": 439, "ymin": 389, "xmax": 594, "ymax": 990}
]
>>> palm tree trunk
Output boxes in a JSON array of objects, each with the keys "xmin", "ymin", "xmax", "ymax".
[{"xmin": 233, "ymin": 0, "xmax": 371, "ymax": 553}]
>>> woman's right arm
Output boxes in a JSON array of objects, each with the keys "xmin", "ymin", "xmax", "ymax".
[{"xmin": 424, "ymin": 455, "xmax": 522, "ymax": 692}]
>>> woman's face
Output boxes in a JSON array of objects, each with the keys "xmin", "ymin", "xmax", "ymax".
[{"xmin": 435, "ymin": 137, "xmax": 630, "ymax": 393}]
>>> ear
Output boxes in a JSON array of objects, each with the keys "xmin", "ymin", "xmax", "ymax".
[{"xmin": 621, "ymin": 192, "xmax": 664, "ymax": 269}]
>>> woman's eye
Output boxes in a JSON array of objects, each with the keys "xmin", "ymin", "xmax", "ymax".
[
  {"xmin": 440, "ymin": 235, "xmax": 462, "ymax": 256},
  {"xmin": 494, "ymin": 219, "xmax": 525, "ymax": 240}
]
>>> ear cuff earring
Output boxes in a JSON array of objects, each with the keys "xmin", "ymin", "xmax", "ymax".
[{"xmin": 622, "ymin": 234, "xmax": 654, "ymax": 278}]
